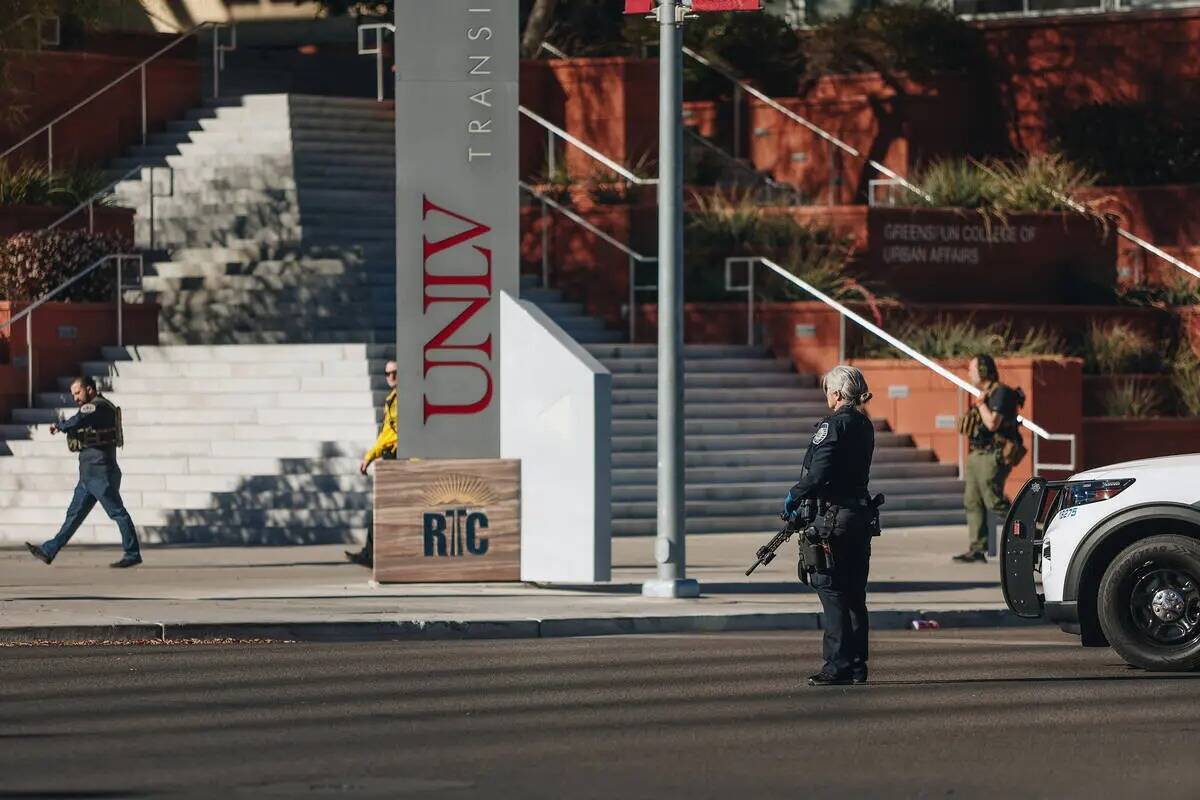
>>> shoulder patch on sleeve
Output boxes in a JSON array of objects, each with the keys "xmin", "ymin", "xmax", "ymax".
[
  {"xmin": 79, "ymin": 403, "xmax": 96, "ymax": 415},
  {"xmin": 813, "ymin": 422, "xmax": 830, "ymax": 445}
]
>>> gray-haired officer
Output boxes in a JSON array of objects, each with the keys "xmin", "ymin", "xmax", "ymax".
[
  {"xmin": 25, "ymin": 376, "xmax": 142, "ymax": 568},
  {"xmin": 783, "ymin": 365, "xmax": 878, "ymax": 687}
]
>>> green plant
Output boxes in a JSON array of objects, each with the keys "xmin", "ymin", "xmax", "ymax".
[
  {"xmin": 1119, "ymin": 273, "xmax": 1200, "ymax": 308},
  {"xmin": 901, "ymin": 158, "xmax": 996, "ymax": 210},
  {"xmin": 1099, "ymin": 378, "xmax": 1164, "ymax": 418},
  {"xmin": 1081, "ymin": 321, "xmax": 1162, "ymax": 374},
  {"xmin": 1171, "ymin": 348, "xmax": 1200, "ymax": 416},
  {"xmin": 896, "ymin": 154, "xmax": 1103, "ymax": 219},
  {"xmin": 987, "ymin": 153, "xmax": 1100, "ymax": 214},
  {"xmin": 532, "ymin": 156, "xmax": 572, "ymax": 204},
  {"xmin": 0, "ymin": 160, "xmax": 112, "ymax": 208},
  {"xmin": 0, "ymin": 229, "xmax": 128, "ymax": 302},
  {"xmin": 854, "ymin": 317, "xmax": 1066, "ymax": 360}
]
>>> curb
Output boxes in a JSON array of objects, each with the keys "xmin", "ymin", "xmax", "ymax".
[{"xmin": 0, "ymin": 609, "xmax": 1046, "ymax": 644}]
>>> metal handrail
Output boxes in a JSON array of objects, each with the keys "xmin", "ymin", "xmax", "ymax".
[
  {"xmin": 681, "ymin": 45, "xmax": 933, "ymax": 203},
  {"xmin": 692, "ymin": 45, "xmax": 1200, "ymax": 284},
  {"xmin": 0, "ymin": 22, "xmax": 234, "ymax": 172},
  {"xmin": 520, "ymin": 180, "xmax": 657, "ymax": 342},
  {"xmin": 739, "ymin": 255, "xmax": 1076, "ymax": 474},
  {"xmin": 357, "ymin": 23, "xmax": 396, "ymax": 102},
  {"xmin": 1, "ymin": 253, "xmax": 145, "ymax": 408},
  {"xmin": 42, "ymin": 165, "xmax": 174, "ymax": 250},
  {"xmin": 519, "ymin": 106, "xmax": 658, "ymax": 186}
]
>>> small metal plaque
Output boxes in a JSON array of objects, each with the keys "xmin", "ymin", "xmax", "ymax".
[
  {"xmin": 935, "ymin": 414, "xmax": 957, "ymax": 429},
  {"xmin": 57, "ymin": 325, "xmax": 77, "ymax": 340},
  {"xmin": 794, "ymin": 323, "xmax": 816, "ymax": 338},
  {"xmin": 888, "ymin": 385, "xmax": 909, "ymax": 399},
  {"xmin": 791, "ymin": 152, "xmax": 808, "ymax": 163}
]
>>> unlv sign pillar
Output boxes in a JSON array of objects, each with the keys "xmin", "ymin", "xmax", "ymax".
[
  {"xmin": 379, "ymin": 3, "xmax": 520, "ymax": 583},
  {"xmin": 394, "ymin": 2, "xmax": 519, "ymax": 457}
]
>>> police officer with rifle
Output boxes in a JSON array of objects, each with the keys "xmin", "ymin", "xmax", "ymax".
[{"xmin": 748, "ymin": 365, "xmax": 881, "ymax": 687}]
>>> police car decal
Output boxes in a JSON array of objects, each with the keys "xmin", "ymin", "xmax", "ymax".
[
  {"xmin": 79, "ymin": 403, "xmax": 96, "ymax": 415},
  {"xmin": 813, "ymin": 422, "xmax": 830, "ymax": 445}
]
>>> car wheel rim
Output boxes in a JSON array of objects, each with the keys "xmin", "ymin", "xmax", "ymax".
[{"xmin": 1129, "ymin": 563, "xmax": 1200, "ymax": 647}]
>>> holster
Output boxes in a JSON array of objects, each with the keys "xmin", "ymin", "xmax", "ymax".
[{"xmin": 796, "ymin": 525, "xmax": 832, "ymax": 584}]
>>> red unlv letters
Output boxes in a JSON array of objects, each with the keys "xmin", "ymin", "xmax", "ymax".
[{"xmin": 422, "ymin": 195, "xmax": 495, "ymax": 423}]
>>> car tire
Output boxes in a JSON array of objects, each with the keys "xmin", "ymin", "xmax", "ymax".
[{"xmin": 1098, "ymin": 534, "xmax": 1200, "ymax": 671}]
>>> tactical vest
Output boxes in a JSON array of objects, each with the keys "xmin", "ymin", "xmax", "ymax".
[
  {"xmin": 67, "ymin": 399, "xmax": 124, "ymax": 452},
  {"xmin": 958, "ymin": 384, "xmax": 1021, "ymax": 448}
]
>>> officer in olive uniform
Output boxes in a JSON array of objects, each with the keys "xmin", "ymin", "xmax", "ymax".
[
  {"xmin": 346, "ymin": 359, "xmax": 398, "ymax": 567},
  {"xmin": 955, "ymin": 354, "xmax": 1023, "ymax": 564},
  {"xmin": 783, "ymin": 365, "xmax": 878, "ymax": 687},
  {"xmin": 25, "ymin": 376, "xmax": 142, "ymax": 568}
]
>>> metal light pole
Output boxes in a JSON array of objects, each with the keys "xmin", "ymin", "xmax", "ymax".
[{"xmin": 643, "ymin": 0, "xmax": 698, "ymax": 598}]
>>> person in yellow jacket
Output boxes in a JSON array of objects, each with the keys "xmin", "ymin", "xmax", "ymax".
[{"xmin": 346, "ymin": 360, "xmax": 398, "ymax": 567}]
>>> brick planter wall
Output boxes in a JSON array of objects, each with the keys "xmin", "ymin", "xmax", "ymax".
[
  {"xmin": 0, "ymin": 49, "xmax": 200, "ymax": 170},
  {"xmin": 847, "ymin": 357, "xmax": 1084, "ymax": 494},
  {"xmin": 1082, "ymin": 417, "xmax": 1200, "ymax": 469},
  {"xmin": 0, "ymin": 205, "xmax": 134, "ymax": 239},
  {"xmin": 0, "ymin": 301, "xmax": 159, "ymax": 423}
]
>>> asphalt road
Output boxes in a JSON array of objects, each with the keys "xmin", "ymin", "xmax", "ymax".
[{"xmin": 3, "ymin": 629, "xmax": 1200, "ymax": 799}]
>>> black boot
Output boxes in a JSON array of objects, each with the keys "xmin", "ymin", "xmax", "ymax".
[
  {"xmin": 25, "ymin": 542, "xmax": 52, "ymax": 565},
  {"xmin": 808, "ymin": 671, "xmax": 854, "ymax": 687}
]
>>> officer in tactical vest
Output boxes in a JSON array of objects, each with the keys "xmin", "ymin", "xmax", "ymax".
[
  {"xmin": 954, "ymin": 354, "xmax": 1025, "ymax": 564},
  {"xmin": 25, "ymin": 376, "xmax": 142, "ymax": 568},
  {"xmin": 346, "ymin": 359, "xmax": 398, "ymax": 567},
  {"xmin": 782, "ymin": 365, "xmax": 879, "ymax": 687}
]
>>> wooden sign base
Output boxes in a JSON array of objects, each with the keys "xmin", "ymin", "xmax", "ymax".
[{"xmin": 373, "ymin": 459, "xmax": 521, "ymax": 583}]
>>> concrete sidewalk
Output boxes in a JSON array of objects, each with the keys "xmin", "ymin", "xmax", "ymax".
[{"xmin": 0, "ymin": 527, "xmax": 1031, "ymax": 642}]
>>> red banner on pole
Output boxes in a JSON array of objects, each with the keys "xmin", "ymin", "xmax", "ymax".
[{"xmin": 624, "ymin": 0, "xmax": 762, "ymax": 12}]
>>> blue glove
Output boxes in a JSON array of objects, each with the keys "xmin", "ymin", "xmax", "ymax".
[{"xmin": 782, "ymin": 490, "xmax": 800, "ymax": 520}]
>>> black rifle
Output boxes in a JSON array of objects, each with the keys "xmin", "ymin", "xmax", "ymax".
[
  {"xmin": 745, "ymin": 518, "xmax": 801, "ymax": 576},
  {"xmin": 745, "ymin": 499, "xmax": 817, "ymax": 576}
]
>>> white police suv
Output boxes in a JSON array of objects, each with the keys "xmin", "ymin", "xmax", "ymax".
[{"xmin": 1003, "ymin": 454, "xmax": 1200, "ymax": 671}]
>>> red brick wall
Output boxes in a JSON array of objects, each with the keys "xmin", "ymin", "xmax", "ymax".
[
  {"xmin": 978, "ymin": 9, "xmax": 1200, "ymax": 155},
  {"xmin": 1082, "ymin": 418, "xmax": 1200, "ymax": 468},
  {"xmin": 0, "ymin": 301, "xmax": 159, "ymax": 423},
  {"xmin": 0, "ymin": 205, "xmax": 134, "ymax": 238},
  {"xmin": 747, "ymin": 72, "xmax": 970, "ymax": 203},
  {"xmin": 0, "ymin": 48, "xmax": 201, "ymax": 170}
]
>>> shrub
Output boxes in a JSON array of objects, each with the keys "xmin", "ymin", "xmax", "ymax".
[
  {"xmin": 1099, "ymin": 378, "xmax": 1164, "ymax": 418},
  {"xmin": 0, "ymin": 161, "xmax": 112, "ymax": 208},
  {"xmin": 0, "ymin": 230, "xmax": 130, "ymax": 302},
  {"xmin": 1050, "ymin": 102, "xmax": 1200, "ymax": 186},
  {"xmin": 1172, "ymin": 348, "xmax": 1200, "ymax": 416},
  {"xmin": 896, "ymin": 154, "xmax": 1102, "ymax": 217},
  {"xmin": 854, "ymin": 317, "xmax": 1066, "ymax": 360},
  {"xmin": 1119, "ymin": 273, "xmax": 1200, "ymax": 308},
  {"xmin": 683, "ymin": 188, "xmax": 857, "ymax": 302},
  {"xmin": 1081, "ymin": 321, "xmax": 1162, "ymax": 375}
]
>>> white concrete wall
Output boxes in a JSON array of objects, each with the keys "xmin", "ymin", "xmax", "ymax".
[{"xmin": 500, "ymin": 292, "xmax": 612, "ymax": 583}]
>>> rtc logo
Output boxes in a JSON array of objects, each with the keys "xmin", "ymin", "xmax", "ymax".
[{"xmin": 420, "ymin": 473, "xmax": 498, "ymax": 558}]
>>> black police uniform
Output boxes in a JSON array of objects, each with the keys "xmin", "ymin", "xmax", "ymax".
[
  {"xmin": 39, "ymin": 395, "xmax": 141, "ymax": 562},
  {"xmin": 784, "ymin": 404, "xmax": 876, "ymax": 681}
]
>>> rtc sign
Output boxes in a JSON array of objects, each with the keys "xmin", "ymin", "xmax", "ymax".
[
  {"xmin": 624, "ymin": 0, "xmax": 761, "ymax": 12},
  {"xmin": 394, "ymin": 1, "xmax": 519, "ymax": 458}
]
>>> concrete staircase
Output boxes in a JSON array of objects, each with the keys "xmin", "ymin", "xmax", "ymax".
[
  {"xmin": 0, "ymin": 344, "xmax": 390, "ymax": 545},
  {"xmin": 111, "ymin": 94, "xmax": 395, "ymax": 345},
  {"xmin": 0, "ymin": 94, "xmax": 399, "ymax": 546},
  {"xmin": 518, "ymin": 276, "xmax": 966, "ymax": 534}
]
